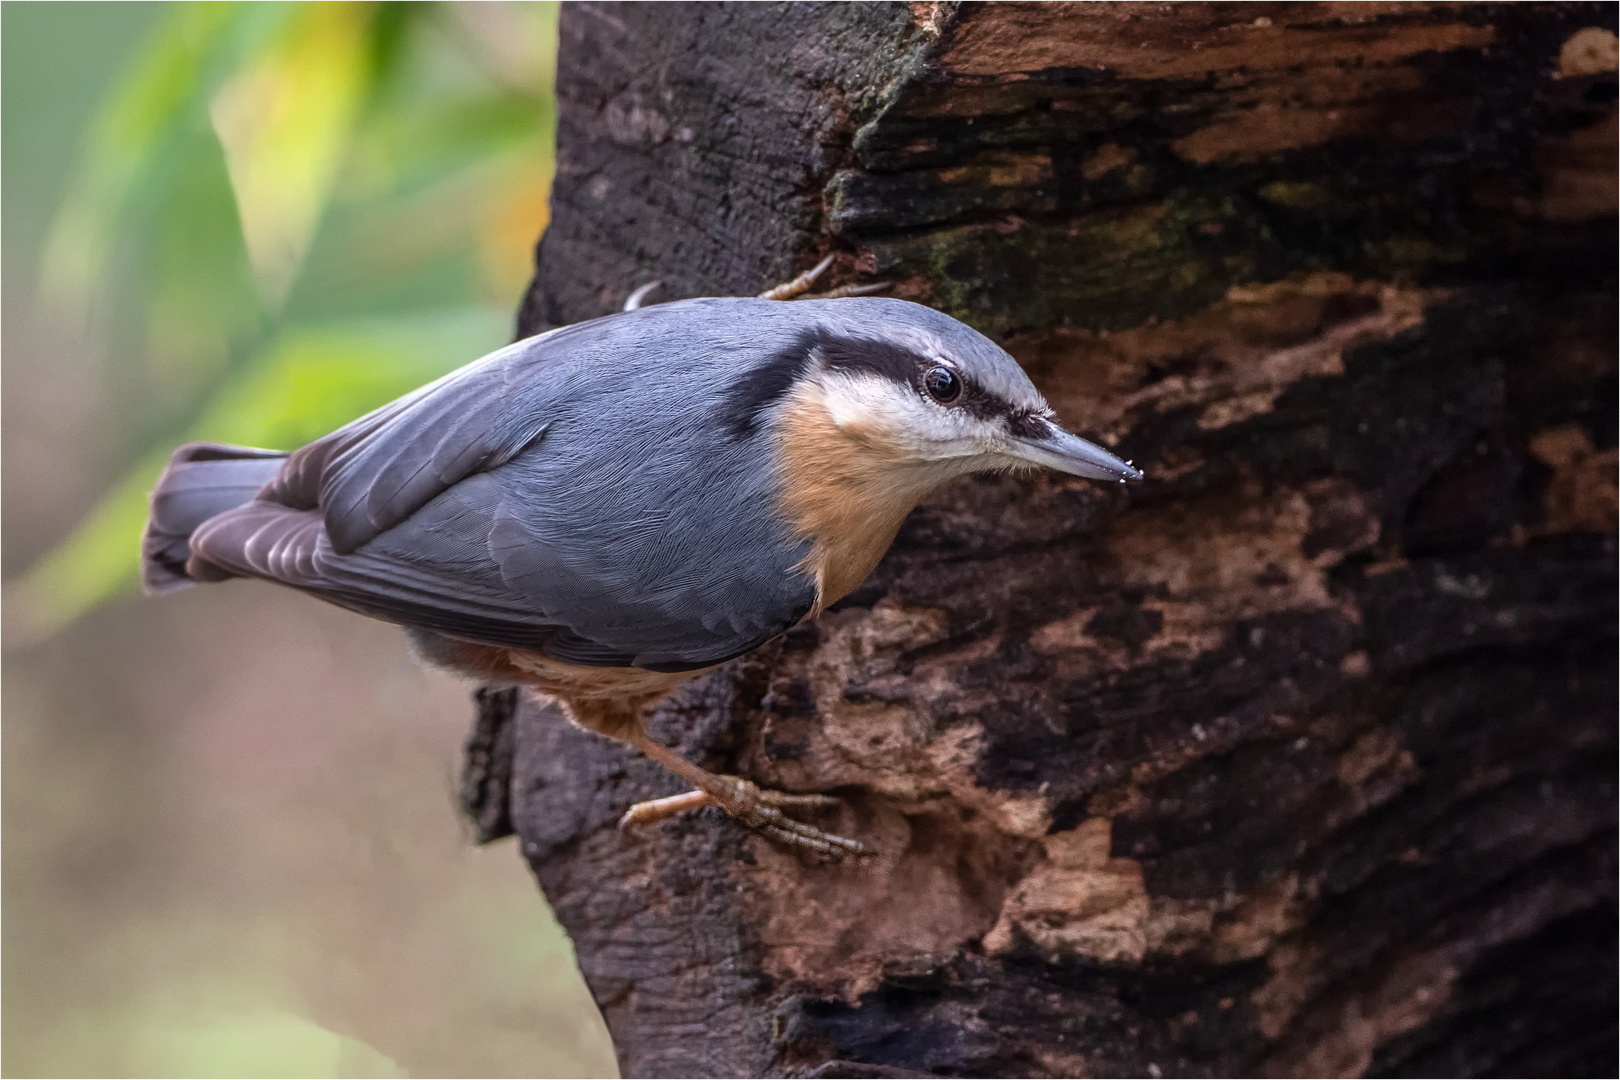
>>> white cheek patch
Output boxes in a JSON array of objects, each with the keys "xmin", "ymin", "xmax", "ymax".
[
  {"xmin": 815, "ymin": 370, "xmax": 1007, "ymax": 462},
  {"xmin": 818, "ymin": 371, "xmax": 918, "ymax": 430}
]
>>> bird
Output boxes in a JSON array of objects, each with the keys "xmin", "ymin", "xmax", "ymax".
[{"xmin": 142, "ymin": 260, "xmax": 1142, "ymax": 857}]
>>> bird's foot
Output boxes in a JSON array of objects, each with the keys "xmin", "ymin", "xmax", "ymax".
[
  {"xmin": 620, "ymin": 776, "xmax": 871, "ymax": 859},
  {"xmin": 622, "ymin": 257, "xmax": 886, "ymax": 310},
  {"xmin": 757, "ymin": 255, "xmax": 888, "ymax": 302},
  {"xmin": 798, "ymin": 282, "xmax": 891, "ymax": 300},
  {"xmin": 723, "ymin": 777, "xmax": 872, "ymax": 859}
]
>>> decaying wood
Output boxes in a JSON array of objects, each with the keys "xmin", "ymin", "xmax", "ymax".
[{"xmin": 472, "ymin": 4, "xmax": 1617, "ymax": 1076}]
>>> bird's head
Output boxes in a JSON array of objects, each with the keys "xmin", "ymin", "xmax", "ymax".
[
  {"xmin": 727, "ymin": 297, "xmax": 1141, "ymax": 606},
  {"xmin": 763, "ymin": 298, "xmax": 1142, "ymax": 489}
]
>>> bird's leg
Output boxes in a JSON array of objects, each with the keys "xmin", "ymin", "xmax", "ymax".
[
  {"xmin": 548, "ymin": 693, "xmax": 866, "ymax": 856},
  {"xmin": 620, "ymin": 730, "xmax": 871, "ymax": 859}
]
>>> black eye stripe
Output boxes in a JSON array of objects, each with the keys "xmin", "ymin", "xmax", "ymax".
[
  {"xmin": 719, "ymin": 327, "xmax": 1044, "ymax": 439},
  {"xmin": 818, "ymin": 332, "xmax": 1038, "ymax": 423},
  {"xmin": 810, "ymin": 333, "xmax": 983, "ymax": 408},
  {"xmin": 720, "ymin": 330, "xmax": 941, "ymax": 438},
  {"xmin": 816, "ymin": 335, "xmax": 929, "ymax": 384}
]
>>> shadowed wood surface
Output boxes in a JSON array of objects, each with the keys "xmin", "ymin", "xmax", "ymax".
[{"xmin": 472, "ymin": 3, "xmax": 1617, "ymax": 1076}]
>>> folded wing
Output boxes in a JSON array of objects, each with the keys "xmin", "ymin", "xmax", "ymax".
[{"xmin": 188, "ymin": 307, "xmax": 818, "ymax": 671}]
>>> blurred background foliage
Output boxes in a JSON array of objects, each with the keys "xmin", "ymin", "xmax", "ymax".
[
  {"xmin": 3, "ymin": 3, "xmax": 617, "ymax": 1076},
  {"xmin": 14, "ymin": 0, "xmax": 556, "ymax": 642}
]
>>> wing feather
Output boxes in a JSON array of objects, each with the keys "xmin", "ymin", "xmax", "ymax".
[
  {"xmin": 260, "ymin": 334, "xmax": 559, "ymax": 553},
  {"xmin": 193, "ymin": 301, "xmax": 821, "ymax": 671}
]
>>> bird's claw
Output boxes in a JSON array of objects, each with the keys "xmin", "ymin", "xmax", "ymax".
[
  {"xmin": 623, "ymin": 280, "xmax": 663, "ymax": 311},
  {"xmin": 618, "ymin": 787, "xmax": 709, "ymax": 828},
  {"xmin": 620, "ymin": 776, "xmax": 871, "ymax": 860}
]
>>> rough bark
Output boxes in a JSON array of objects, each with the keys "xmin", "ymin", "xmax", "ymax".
[{"xmin": 472, "ymin": 4, "xmax": 1618, "ymax": 1076}]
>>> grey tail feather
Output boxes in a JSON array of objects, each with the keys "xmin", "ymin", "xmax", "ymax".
[{"xmin": 142, "ymin": 441, "xmax": 289, "ymax": 596}]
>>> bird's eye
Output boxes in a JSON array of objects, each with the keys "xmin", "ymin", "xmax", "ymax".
[{"xmin": 923, "ymin": 366, "xmax": 962, "ymax": 405}]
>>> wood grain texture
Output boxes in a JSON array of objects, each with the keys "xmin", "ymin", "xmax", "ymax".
[{"xmin": 479, "ymin": 3, "xmax": 1618, "ymax": 1075}]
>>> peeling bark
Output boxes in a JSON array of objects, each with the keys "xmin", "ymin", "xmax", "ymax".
[{"xmin": 477, "ymin": 4, "xmax": 1618, "ymax": 1076}]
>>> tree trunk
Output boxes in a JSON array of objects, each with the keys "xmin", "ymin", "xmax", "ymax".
[{"xmin": 471, "ymin": 3, "xmax": 1618, "ymax": 1076}]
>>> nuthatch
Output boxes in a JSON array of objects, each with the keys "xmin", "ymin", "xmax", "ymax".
[{"xmin": 143, "ymin": 262, "xmax": 1142, "ymax": 857}]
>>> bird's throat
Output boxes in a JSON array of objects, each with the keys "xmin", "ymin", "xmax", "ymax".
[{"xmin": 772, "ymin": 386, "xmax": 958, "ymax": 610}]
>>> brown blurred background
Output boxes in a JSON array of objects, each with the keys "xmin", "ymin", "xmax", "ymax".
[{"xmin": 3, "ymin": 3, "xmax": 616, "ymax": 1075}]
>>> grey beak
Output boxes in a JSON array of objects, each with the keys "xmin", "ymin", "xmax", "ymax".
[{"xmin": 1009, "ymin": 422, "xmax": 1143, "ymax": 482}]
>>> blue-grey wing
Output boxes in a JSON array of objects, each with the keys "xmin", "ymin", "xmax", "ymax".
[
  {"xmin": 191, "ymin": 304, "xmax": 819, "ymax": 670},
  {"xmin": 190, "ymin": 471, "xmax": 813, "ymax": 670},
  {"xmin": 257, "ymin": 333, "xmax": 562, "ymax": 554}
]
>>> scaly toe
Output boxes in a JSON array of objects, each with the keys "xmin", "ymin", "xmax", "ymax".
[
  {"xmin": 756, "ymin": 790, "xmax": 842, "ymax": 810},
  {"xmin": 757, "ymin": 255, "xmax": 835, "ymax": 301},
  {"xmin": 745, "ymin": 804, "xmax": 872, "ymax": 858},
  {"xmin": 759, "ymin": 823, "xmax": 847, "ymax": 858},
  {"xmin": 712, "ymin": 778, "xmax": 871, "ymax": 858},
  {"xmin": 715, "ymin": 775, "xmax": 837, "ymax": 811},
  {"xmin": 797, "ymin": 281, "xmax": 890, "ymax": 300},
  {"xmin": 756, "ymin": 814, "xmax": 873, "ymax": 859}
]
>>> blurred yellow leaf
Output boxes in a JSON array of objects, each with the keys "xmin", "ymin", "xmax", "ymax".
[
  {"xmin": 479, "ymin": 150, "xmax": 554, "ymax": 300},
  {"xmin": 210, "ymin": 3, "xmax": 375, "ymax": 307}
]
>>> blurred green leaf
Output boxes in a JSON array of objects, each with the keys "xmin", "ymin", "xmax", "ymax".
[
  {"xmin": 39, "ymin": 2, "xmax": 239, "ymax": 310},
  {"xmin": 195, "ymin": 308, "xmax": 508, "ymax": 448},
  {"xmin": 210, "ymin": 3, "xmax": 374, "ymax": 306},
  {"xmin": 17, "ymin": 1, "xmax": 558, "ymax": 637},
  {"xmin": 127, "ymin": 1009, "xmax": 406, "ymax": 1079}
]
